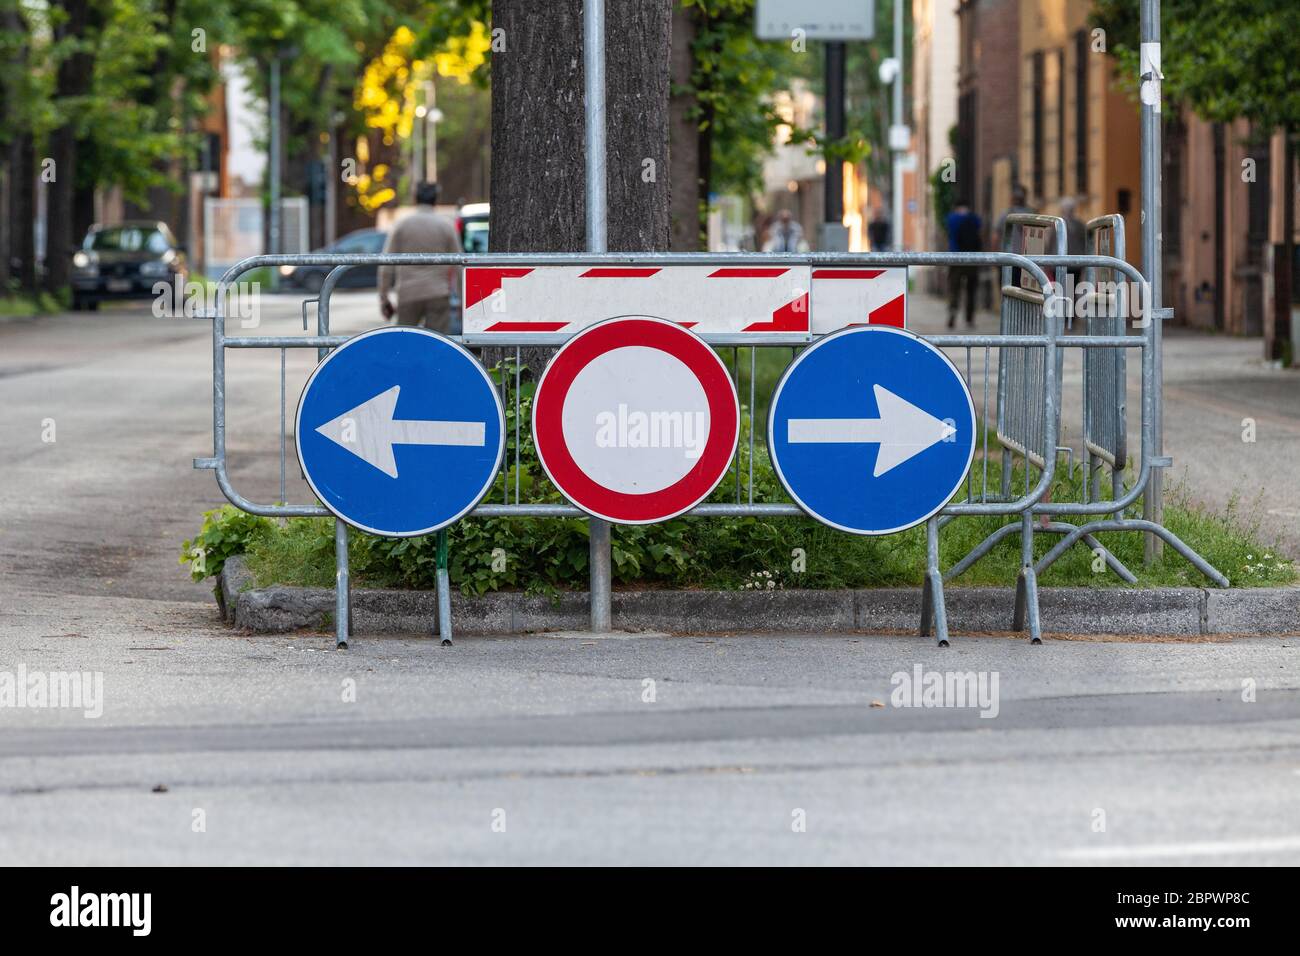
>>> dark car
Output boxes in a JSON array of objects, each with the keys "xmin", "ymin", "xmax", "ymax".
[
  {"xmin": 71, "ymin": 221, "xmax": 188, "ymax": 311},
  {"xmin": 279, "ymin": 228, "xmax": 387, "ymax": 293},
  {"xmin": 457, "ymin": 202, "xmax": 489, "ymax": 252}
]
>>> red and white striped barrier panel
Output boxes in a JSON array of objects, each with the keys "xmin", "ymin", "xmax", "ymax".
[{"xmin": 460, "ymin": 265, "xmax": 906, "ymax": 344}]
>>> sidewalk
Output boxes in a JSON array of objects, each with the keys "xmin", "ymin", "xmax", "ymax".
[{"xmin": 909, "ymin": 290, "xmax": 1300, "ymax": 559}]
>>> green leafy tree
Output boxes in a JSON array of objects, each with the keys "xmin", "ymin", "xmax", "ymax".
[{"xmin": 1091, "ymin": 0, "xmax": 1300, "ymax": 363}]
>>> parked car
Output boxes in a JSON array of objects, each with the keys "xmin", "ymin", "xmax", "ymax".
[
  {"xmin": 457, "ymin": 202, "xmax": 489, "ymax": 252},
  {"xmin": 70, "ymin": 221, "xmax": 187, "ymax": 311},
  {"xmin": 278, "ymin": 228, "xmax": 388, "ymax": 293}
]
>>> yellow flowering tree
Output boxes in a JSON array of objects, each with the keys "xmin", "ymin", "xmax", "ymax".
[{"xmin": 351, "ymin": 20, "xmax": 490, "ymax": 212}]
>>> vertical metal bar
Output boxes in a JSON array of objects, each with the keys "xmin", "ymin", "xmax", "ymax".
[
  {"xmin": 733, "ymin": 347, "xmax": 741, "ymax": 503},
  {"xmin": 436, "ymin": 528, "xmax": 453, "ymax": 646},
  {"xmin": 981, "ymin": 347, "xmax": 990, "ymax": 501},
  {"xmin": 965, "ymin": 347, "xmax": 973, "ymax": 502},
  {"xmin": 748, "ymin": 347, "xmax": 756, "ymax": 504},
  {"xmin": 1141, "ymin": 0, "xmax": 1165, "ymax": 562},
  {"xmin": 514, "ymin": 346, "xmax": 521, "ymax": 503},
  {"xmin": 585, "ymin": 0, "xmax": 612, "ymax": 633},
  {"xmin": 501, "ymin": 355, "xmax": 509, "ymax": 505},
  {"xmin": 279, "ymin": 347, "xmax": 286, "ymax": 505},
  {"xmin": 334, "ymin": 519, "xmax": 349, "ymax": 649}
]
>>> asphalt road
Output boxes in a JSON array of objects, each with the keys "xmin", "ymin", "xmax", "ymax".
[{"xmin": 1, "ymin": 292, "xmax": 1298, "ymax": 865}]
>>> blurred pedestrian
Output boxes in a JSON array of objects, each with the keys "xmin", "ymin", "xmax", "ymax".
[
  {"xmin": 763, "ymin": 208, "xmax": 805, "ymax": 253},
  {"xmin": 1059, "ymin": 195, "xmax": 1087, "ymax": 308},
  {"xmin": 378, "ymin": 181, "xmax": 461, "ymax": 332},
  {"xmin": 946, "ymin": 197, "xmax": 982, "ymax": 328},
  {"xmin": 867, "ymin": 214, "xmax": 891, "ymax": 251},
  {"xmin": 994, "ymin": 182, "xmax": 1035, "ymax": 250}
]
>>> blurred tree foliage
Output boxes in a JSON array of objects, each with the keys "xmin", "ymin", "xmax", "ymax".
[{"xmin": 1091, "ymin": 0, "xmax": 1300, "ymax": 363}]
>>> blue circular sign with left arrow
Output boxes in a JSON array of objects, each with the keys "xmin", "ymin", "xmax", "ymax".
[{"xmin": 296, "ymin": 326, "xmax": 504, "ymax": 537}]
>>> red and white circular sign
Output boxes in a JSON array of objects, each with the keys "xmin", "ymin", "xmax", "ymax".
[{"xmin": 533, "ymin": 316, "xmax": 740, "ymax": 524}]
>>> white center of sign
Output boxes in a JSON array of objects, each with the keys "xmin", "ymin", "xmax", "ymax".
[{"xmin": 561, "ymin": 346, "xmax": 711, "ymax": 495}]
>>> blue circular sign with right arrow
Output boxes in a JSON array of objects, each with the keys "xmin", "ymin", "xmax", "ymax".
[{"xmin": 768, "ymin": 325, "xmax": 976, "ymax": 535}]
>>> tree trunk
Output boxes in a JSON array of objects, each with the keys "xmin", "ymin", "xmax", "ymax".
[
  {"xmin": 9, "ymin": 135, "xmax": 35, "ymax": 292},
  {"xmin": 489, "ymin": 0, "xmax": 586, "ymax": 254},
  {"xmin": 605, "ymin": 0, "xmax": 670, "ymax": 252},
  {"xmin": 489, "ymin": 0, "xmax": 671, "ymax": 368},
  {"xmin": 490, "ymin": 0, "xmax": 670, "ymax": 253},
  {"xmin": 668, "ymin": 2, "xmax": 699, "ymax": 250},
  {"xmin": 45, "ymin": 0, "xmax": 100, "ymax": 296}
]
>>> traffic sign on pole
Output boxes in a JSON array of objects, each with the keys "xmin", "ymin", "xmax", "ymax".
[
  {"xmin": 296, "ymin": 326, "xmax": 504, "ymax": 537},
  {"xmin": 532, "ymin": 316, "xmax": 740, "ymax": 524},
  {"xmin": 768, "ymin": 325, "xmax": 975, "ymax": 535}
]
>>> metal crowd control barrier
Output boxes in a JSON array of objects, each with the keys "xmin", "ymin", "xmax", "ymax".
[
  {"xmin": 197, "ymin": 248, "xmax": 1226, "ymax": 649},
  {"xmin": 1081, "ymin": 214, "xmax": 1127, "ymax": 512},
  {"xmin": 952, "ymin": 214, "xmax": 1136, "ymax": 583}
]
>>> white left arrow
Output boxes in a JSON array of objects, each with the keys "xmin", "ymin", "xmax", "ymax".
[
  {"xmin": 787, "ymin": 384, "xmax": 956, "ymax": 477},
  {"xmin": 315, "ymin": 385, "xmax": 486, "ymax": 479}
]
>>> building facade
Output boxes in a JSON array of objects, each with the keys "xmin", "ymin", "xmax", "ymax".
[{"xmin": 942, "ymin": 0, "xmax": 1296, "ymax": 339}]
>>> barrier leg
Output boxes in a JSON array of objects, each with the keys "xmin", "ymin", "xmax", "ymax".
[
  {"xmin": 436, "ymin": 529, "xmax": 453, "ymax": 647},
  {"xmin": 1013, "ymin": 513, "xmax": 1043, "ymax": 644},
  {"xmin": 925, "ymin": 517, "xmax": 950, "ymax": 647},
  {"xmin": 335, "ymin": 519, "xmax": 350, "ymax": 649}
]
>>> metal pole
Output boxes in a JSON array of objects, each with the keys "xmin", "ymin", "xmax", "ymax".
[
  {"xmin": 824, "ymin": 41, "xmax": 845, "ymax": 226},
  {"xmin": 891, "ymin": 0, "xmax": 904, "ymax": 251},
  {"xmin": 584, "ymin": 0, "xmax": 612, "ymax": 632},
  {"xmin": 1140, "ymin": 0, "xmax": 1164, "ymax": 563},
  {"xmin": 436, "ymin": 528, "xmax": 452, "ymax": 646},
  {"xmin": 324, "ymin": 118, "xmax": 337, "ymax": 245},
  {"xmin": 268, "ymin": 54, "xmax": 282, "ymax": 292},
  {"xmin": 334, "ymin": 519, "xmax": 349, "ymax": 649},
  {"xmin": 426, "ymin": 79, "xmax": 438, "ymax": 182}
]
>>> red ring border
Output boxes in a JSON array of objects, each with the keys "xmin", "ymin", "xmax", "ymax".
[{"xmin": 532, "ymin": 317, "xmax": 740, "ymax": 523}]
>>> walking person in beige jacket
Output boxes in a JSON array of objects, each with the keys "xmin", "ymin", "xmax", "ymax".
[{"xmin": 378, "ymin": 181, "xmax": 462, "ymax": 332}]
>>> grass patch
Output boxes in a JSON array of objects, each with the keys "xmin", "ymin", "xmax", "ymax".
[
  {"xmin": 0, "ymin": 289, "xmax": 67, "ymax": 317},
  {"xmin": 183, "ymin": 359, "xmax": 1296, "ymax": 595}
]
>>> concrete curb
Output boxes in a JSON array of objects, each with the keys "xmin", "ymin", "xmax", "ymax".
[{"xmin": 218, "ymin": 556, "xmax": 1300, "ymax": 637}]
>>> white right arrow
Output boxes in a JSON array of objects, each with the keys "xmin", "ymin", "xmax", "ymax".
[
  {"xmin": 315, "ymin": 385, "xmax": 486, "ymax": 479},
  {"xmin": 787, "ymin": 384, "xmax": 956, "ymax": 477}
]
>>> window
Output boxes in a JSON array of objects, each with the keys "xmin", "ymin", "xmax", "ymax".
[{"xmin": 87, "ymin": 227, "xmax": 168, "ymax": 254}]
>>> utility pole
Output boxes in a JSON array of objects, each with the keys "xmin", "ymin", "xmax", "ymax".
[
  {"xmin": 1140, "ymin": 0, "xmax": 1164, "ymax": 562},
  {"xmin": 584, "ymin": 0, "xmax": 612, "ymax": 633},
  {"xmin": 890, "ymin": 0, "xmax": 905, "ymax": 251},
  {"xmin": 821, "ymin": 41, "xmax": 847, "ymax": 251}
]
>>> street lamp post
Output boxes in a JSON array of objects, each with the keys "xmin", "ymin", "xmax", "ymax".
[{"xmin": 268, "ymin": 53, "xmax": 281, "ymax": 291}]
